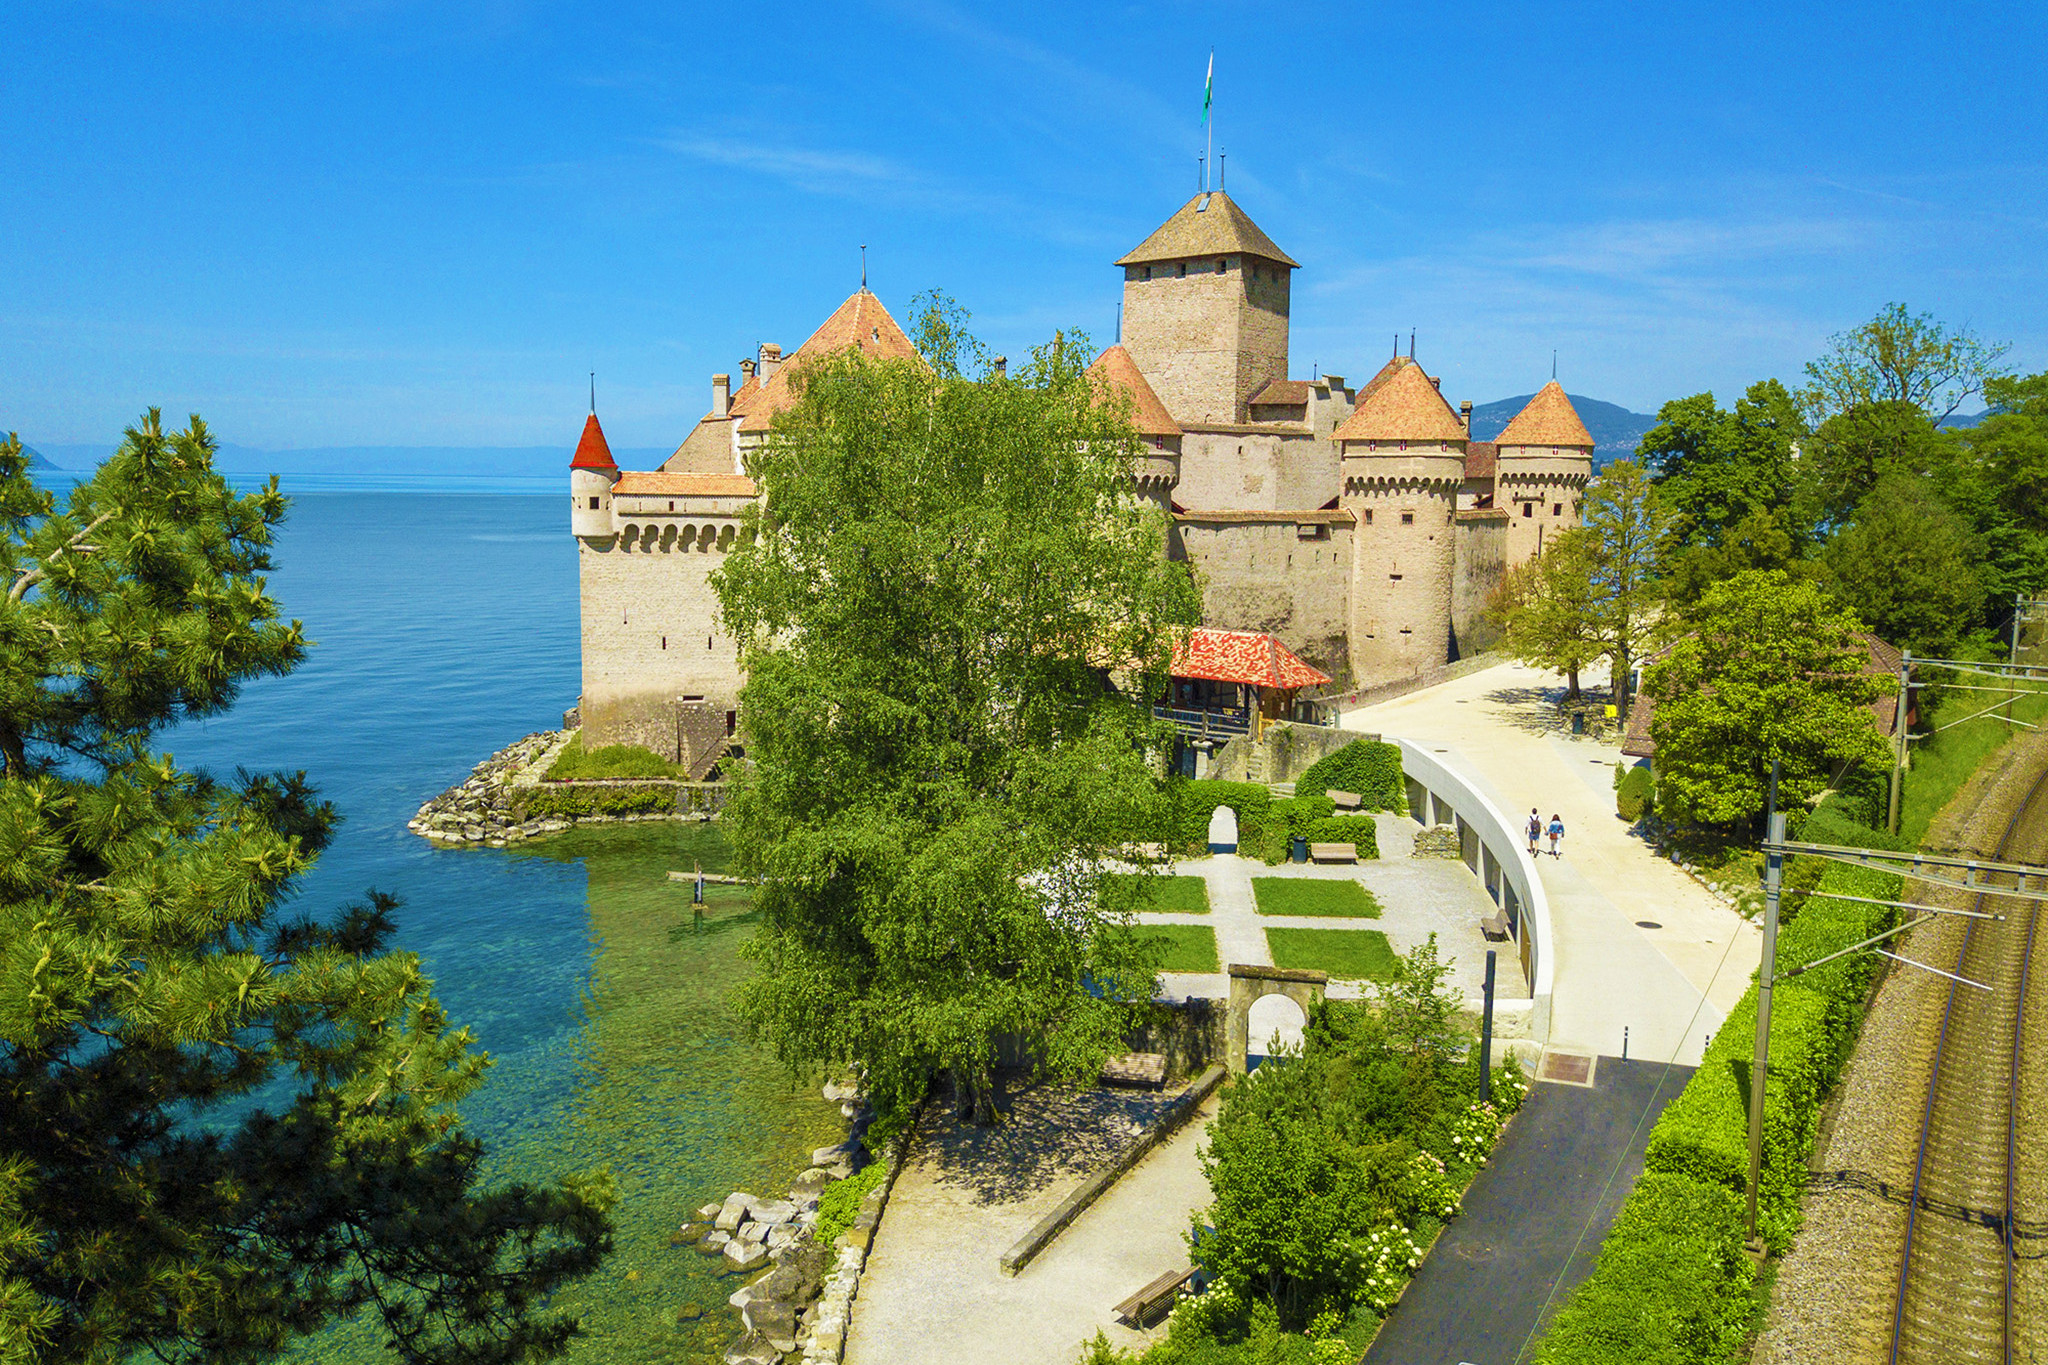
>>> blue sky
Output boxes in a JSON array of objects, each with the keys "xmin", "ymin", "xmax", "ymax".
[{"xmin": 5, "ymin": 0, "xmax": 2045, "ymax": 456}]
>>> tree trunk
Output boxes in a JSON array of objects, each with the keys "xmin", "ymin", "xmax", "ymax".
[{"xmin": 1566, "ymin": 667, "xmax": 1582, "ymax": 699}]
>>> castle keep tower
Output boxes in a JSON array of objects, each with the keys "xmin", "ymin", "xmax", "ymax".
[
  {"xmin": 1117, "ymin": 191, "xmax": 1298, "ymax": 425},
  {"xmin": 1333, "ymin": 358, "xmax": 1469, "ymax": 688},
  {"xmin": 569, "ymin": 412, "xmax": 619, "ymax": 536},
  {"xmin": 1493, "ymin": 381, "xmax": 1595, "ymax": 563}
]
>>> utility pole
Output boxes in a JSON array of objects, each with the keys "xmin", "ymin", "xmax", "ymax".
[
  {"xmin": 1887, "ymin": 651, "xmax": 1912, "ymax": 835},
  {"xmin": 1744, "ymin": 763, "xmax": 1786, "ymax": 1253},
  {"xmin": 1479, "ymin": 949, "xmax": 1497, "ymax": 1104},
  {"xmin": 2008, "ymin": 594, "xmax": 2023, "ymax": 731}
]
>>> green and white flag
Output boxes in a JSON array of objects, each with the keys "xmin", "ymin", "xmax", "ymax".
[{"xmin": 1202, "ymin": 52, "xmax": 1213, "ymax": 124}]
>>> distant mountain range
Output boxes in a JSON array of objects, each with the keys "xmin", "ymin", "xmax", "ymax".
[
  {"xmin": 29, "ymin": 444, "xmax": 675, "ymax": 479},
  {"xmin": 1468, "ymin": 394, "xmax": 1660, "ymax": 468},
  {"xmin": 20, "ymin": 443, "xmax": 56, "ymax": 469}
]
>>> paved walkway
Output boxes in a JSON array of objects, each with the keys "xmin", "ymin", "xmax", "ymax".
[
  {"xmin": 845, "ymin": 1087, "xmax": 1220, "ymax": 1365},
  {"xmin": 1362, "ymin": 1059, "xmax": 1694, "ymax": 1365},
  {"xmin": 1342, "ymin": 663, "xmax": 1758, "ymax": 1066}
]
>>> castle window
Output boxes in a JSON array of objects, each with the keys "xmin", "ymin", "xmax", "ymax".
[
  {"xmin": 588, "ymin": 496, "xmax": 601, "ymax": 509},
  {"xmin": 1178, "ymin": 262, "xmax": 1188, "ymax": 278},
  {"xmin": 1401, "ymin": 512, "xmax": 1414, "ymax": 525},
  {"xmin": 1553, "ymin": 503, "xmax": 1564, "ymax": 516},
  {"xmin": 1398, "ymin": 440, "xmax": 1408, "ymax": 452},
  {"xmin": 1390, "ymin": 573, "xmax": 1403, "ymax": 581},
  {"xmin": 1143, "ymin": 266, "xmax": 1152, "ymax": 280},
  {"xmin": 1522, "ymin": 503, "xmax": 1535, "ymax": 518},
  {"xmin": 726, "ymin": 710, "xmax": 737, "ymax": 737},
  {"xmin": 669, "ymin": 501, "xmax": 675, "ymax": 510},
  {"xmin": 1216, "ymin": 259, "xmax": 1226, "ymax": 274},
  {"xmin": 1363, "ymin": 509, "xmax": 1373, "ymax": 524}
]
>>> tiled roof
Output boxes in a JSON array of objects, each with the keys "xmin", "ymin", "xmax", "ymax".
[
  {"xmin": 725, "ymin": 371, "xmax": 763, "ymax": 417},
  {"xmin": 738, "ymin": 289, "xmax": 922, "ymax": 433},
  {"xmin": 1249, "ymin": 379, "xmax": 1313, "ymax": 406},
  {"xmin": 1620, "ymin": 631, "xmax": 1904, "ymax": 758},
  {"xmin": 570, "ymin": 413, "xmax": 616, "ymax": 470},
  {"xmin": 1171, "ymin": 627, "xmax": 1330, "ymax": 689},
  {"xmin": 1464, "ymin": 441, "xmax": 1498, "ymax": 480},
  {"xmin": 1332, "ymin": 359, "xmax": 1468, "ymax": 444},
  {"xmin": 1086, "ymin": 345, "xmax": 1182, "ymax": 437},
  {"xmin": 1497, "ymin": 381, "xmax": 1595, "ymax": 449},
  {"xmin": 1115, "ymin": 191, "xmax": 1300, "ymax": 269},
  {"xmin": 612, "ymin": 472, "xmax": 758, "ymax": 498}
]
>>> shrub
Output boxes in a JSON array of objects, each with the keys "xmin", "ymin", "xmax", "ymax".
[
  {"xmin": 814, "ymin": 1160, "xmax": 888, "ymax": 1247},
  {"xmin": 1616, "ymin": 766, "xmax": 1654, "ymax": 822},
  {"xmin": 545, "ymin": 739, "xmax": 686, "ymax": 780},
  {"xmin": 1174, "ymin": 780, "xmax": 1273, "ymax": 847},
  {"xmin": 1530, "ymin": 1173, "xmax": 1755, "ymax": 1365},
  {"xmin": 1296, "ymin": 741, "xmax": 1406, "ymax": 813},
  {"xmin": 1306, "ymin": 817, "xmax": 1380, "ymax": 859}
]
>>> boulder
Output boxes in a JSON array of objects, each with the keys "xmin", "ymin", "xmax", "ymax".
[
  {"xmin": 723, "ymin": 1238, "xmax": 769, "ymax": 1270},
  {"xmin": 766, "ymin": 1223, "xmax": 803, "ymax": 1251},
  {"xmin": 822, "ymin": 1080, "xmax": 860, "ymax": 1103},
  {"xmin": 788, "ymin": 1169, "xmax": 834, "ymax": 1201},
  {"xmin": 698, "ymin": 1230, "xmax": 731, "ymax": 1255},
  {"xmin": 729, "ymin": 1261, "xmax": 808, "ymax": 1313},
  {"xmin": 714, "ymin": 1192, "xmax": 756, "ymax": 1231},
  {"xmin": 810, "ymin": 1143, "xmax": 853, "ymax": 1168},
  {"xmin": 722, "ymin": 1333, "xmax": 781, "ymax": 1365},
  {"xmin": 748, "ymin": 1199, "xmax": 797, "ymax": 1227},
  {"xmin": 738, "ymin": 1221, "xmax": 769, "ymax": 1246},
  {"xmin": 743, "ymin": 1298, "xmax": 798, "ymax": 1352}
]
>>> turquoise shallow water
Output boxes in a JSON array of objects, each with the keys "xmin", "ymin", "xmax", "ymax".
[{"xmin": 149, "ymin": 488, "xmax": 839, "ymax": 1362}]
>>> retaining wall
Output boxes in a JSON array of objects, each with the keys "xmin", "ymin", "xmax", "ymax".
[{"xmin": 1394, "ymin": 740, "xmax": 1554, "ymax": 1044}]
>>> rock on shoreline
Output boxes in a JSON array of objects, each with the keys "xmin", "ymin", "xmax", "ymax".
[{"xmin": 407, "ymin": 729, "xmax": 719, "ymax": 848}]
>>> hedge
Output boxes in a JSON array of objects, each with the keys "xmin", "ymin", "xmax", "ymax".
[
  {"xmin": 1530, "ymin": 1174, "xmax": 1756, "ymax": 1365},
  {"xmin": 1173, "ymin": 780, "xmax": 1272, "ymax": 848},
  {"xmin": 1534, "ymin": 819, "xmax": 1904, "ymax": 1360},
  {"xmin": 520, "ymin": 784, "xmax": 676, "ymax": 819},
  {"xmin": 1617, "ymin": 767, "xmax": 1655, "ymax": 822},
  {"xmin": 1296, "ymin": 740, "xmax": 1406, "ymax": 813},
  {"xmin": 1306, "ymin": 816, "xmax": 1381, "ymax": 859}
]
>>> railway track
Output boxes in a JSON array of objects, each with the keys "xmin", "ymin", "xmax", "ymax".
[{"xmin": 1889, "ymin": 760, "xmax": 2048, "ymax": 1364}]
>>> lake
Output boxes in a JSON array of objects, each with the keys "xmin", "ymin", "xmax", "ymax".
[{"xmin": 142, "ymin": 484, "xmax": 840, "ymax": 1363}]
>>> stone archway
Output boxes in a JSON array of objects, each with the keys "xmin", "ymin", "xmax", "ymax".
[{"xmin": 1225, "ymin": 964, "xmax": 1329, "ymax": 1074}]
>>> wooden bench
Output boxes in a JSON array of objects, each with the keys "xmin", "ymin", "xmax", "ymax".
[
  {"xmin": 1325, "ymin": 788, "xmax": 1362, "ymax": 811},
  {"xmin": 1099, "ymin": 1052, "xmax": 1168, "ymax": 1089},
  {"xmin": 1309, "ymin": 842, "xmax": 1358, "ymax": 864},
  {"xmin": 1114, "ymin": 1266, "xmax": 1197, "ymax": 1327},
  {"xmin": 1481, "ymin": 910, "xmax": 1511, "ymax": 941}
]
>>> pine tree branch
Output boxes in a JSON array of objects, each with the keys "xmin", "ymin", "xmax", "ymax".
[{"xmin": 9, "ymin": 510, "xmax": 114, "ymax": 603}]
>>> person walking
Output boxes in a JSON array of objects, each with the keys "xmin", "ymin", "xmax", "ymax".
[
  {"xmin": 1547, "ymin": 813, "xmax": 1565, "ymax": 859},
  {"xmin": 1526, "ymin": 809, "xmax": 1542, "ymax": 857}
]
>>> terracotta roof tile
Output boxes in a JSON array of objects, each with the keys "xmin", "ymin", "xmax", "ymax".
[
  {"xmin": 570, "ymin": 413, "xmax": 616, "ymax": 470},
  {"xmin": 1464, "ymin": 441, "xmax": 1498, "ymax": 480},
  {"xmin": 1115, "ymin": 191, "xmax": 1300, "ymax": 269},
  {"xmin": 612, "ymin": 472, "xmax": 758, "ymax": 498},
  {"xmin": 738, "ymin": 289, "xmax": 923, "ymax": 433},
  {"xmin": 1171, "ymin": 627, "xmax": 1330, "ymax": 689},
  {"xmin": 724, "ymin": 372, "xmax": 763, "ymax": 416},
  {"xmin": 1332, "ymin": 359, "xmax": 1468, "ymax": 444},
  {"xmin": 1497, "ymin": 381, "xmax": 1595, "ymax": 449},
  {"xmin": 1249, "ymin": 379, "xmax": 1312, "ymax": 406},
  {"xmin": 1086, "ymin": 345, "xmax": 1182, "ymax": 437}
]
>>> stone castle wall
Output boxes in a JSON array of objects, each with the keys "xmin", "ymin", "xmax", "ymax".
[
  {"xmin": 1496, "ymin": 451, "xmax": 1590, "ymax": 566},
  {"xmin": 1451, "ymin": 509, "xmax": 1510, "ymax": 657},
  {"xmin": 1341, "ymin": 456, "xmax": 1464, "ymax": 688},
  {"xmin": 1121, "ymin": 257, "xmax": 1288, "ymax": 424},
  {"xmin": 1177, "ymin": 512, "xmax": 1355, "ymax": 688}
]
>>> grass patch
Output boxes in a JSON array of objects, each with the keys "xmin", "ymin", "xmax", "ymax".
[
  {"xmin": 1106, "ymin": 872, "xmax": 1210, "ymax": 914},
  {"xmin": 1142, "ymin": 924, "xmax": 1221, "ymax": 973},
  {"xmin": 1902, "ymin": 685, "xmax": 2048, "ymax": 844},
  {"xmin": 1265, "ymin": 927, "xmax": 1396, "ymax": 980},
  {"xmin": 1251, "ymin": 878, "xmax": 1383, "ymax": 918},
  {"xmin": 545, "ymin": 738, "xmax": 686, "ymax": 781}
]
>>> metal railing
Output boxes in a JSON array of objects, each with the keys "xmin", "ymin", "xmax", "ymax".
[{"xmin": 1152, "ymin": 703, "xmax": 1252, "ymax": 739}]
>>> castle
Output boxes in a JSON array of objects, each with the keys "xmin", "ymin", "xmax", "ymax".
[{"xmin": 568, "ymin": 190, "xmax": 1594, "ymax": 774}]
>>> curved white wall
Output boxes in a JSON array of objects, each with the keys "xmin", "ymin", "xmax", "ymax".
[{"xmin": 1393, "ymin": 739, "xmax": 1554, "ymax": 1043}]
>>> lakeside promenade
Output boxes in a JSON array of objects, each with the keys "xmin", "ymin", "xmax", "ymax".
[{"xmin": 1341, "ymin": 660, "xmax": 1760, "ymax": 1067}]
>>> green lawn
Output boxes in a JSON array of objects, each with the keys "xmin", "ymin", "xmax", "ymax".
[
  {"xmin": 1142, "ymin": 924, "xmax": 1221, "ymax": 973},
  {"xmin": 1105, "ymin": 872, "xmax": 1210, "ymax": 914},
  {"xmin": 1265, "ymin": 927, "xmax": 1398, "ymax": 980},
  {"xmin": 546, "ymin": 738, "xmax": 687, "ymax": 781},
  {"xmin": 1902, "ymin": 686, "xmax": 2048, "ymax": 844},
  {"xmin": 1251, "ymin": 878, "xmax": 1383, "ymax": 918}
]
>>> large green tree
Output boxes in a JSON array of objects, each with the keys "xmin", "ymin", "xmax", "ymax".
[
  {"xmin": 1798, "ymin": 302, "xmax": 2010, "ymax": 426},
  {"xmin": 1940, "ymin": 370, "xmax": 2048, "ymax": 608},
  {"xmin": 1638, "ymin": 380, "xmax": 1808, "ymax": 552},
  {"xmin": 712, "ymin": 301, "xmax": 1201, "ymax": 1129},
  {"xmin": 1580, "ymin": 460, "xmax": 1671, "ymax": 702},
  {"xmin": 1823, "ymin": 475, "xmax": 1985, "ymax": 657},
  {"xmin": 1498, "ymin": 528, "xmax": 1604, "ymax": 698},
  {"xmin": 0, "ymin": 417, "xmax": 611, "ymax": 1364},
  {"xmin": 1646, "ymin": 570, "xmax": 1893, "ymax": 827}
]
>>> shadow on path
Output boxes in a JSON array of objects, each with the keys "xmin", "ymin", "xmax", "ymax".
[
  {"xmin": 914, "ymin": 1080, "xmax": 1175, "ymax": 1207},
  {"xmin": 1363, "ymin": 1057, "xmax": 1694, "ymax": 1365}
]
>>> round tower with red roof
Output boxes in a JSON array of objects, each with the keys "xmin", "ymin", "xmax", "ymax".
[
  {"xmin": 569, "ymin": 412, "xmax": 619, "ymax": 539},
  {"xmin": 1493, "ymin": 381, "xmax": 1594, "ymax": 564}
]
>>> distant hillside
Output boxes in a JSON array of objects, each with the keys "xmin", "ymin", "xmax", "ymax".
[
  {"xmin": 21, "ymin": 443, "xmax": 56, "ymax": 469},
  {"xmin": 1469, "ymin": 394, "xmax": 1659, "ymax": 469}
]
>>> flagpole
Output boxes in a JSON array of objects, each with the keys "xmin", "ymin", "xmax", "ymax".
[{"xmin": 1204, "ymin": 50, "xmax": 1214, "ymax": 191}]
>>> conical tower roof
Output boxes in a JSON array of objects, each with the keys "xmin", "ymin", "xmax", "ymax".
[
  {"xmin": 1085, "ymin": 345, "xmax": 1182, "ymax": 437},
  {"xmin": 570, "ymin": 412, "xmax": 616, "ymax": 470},
  {"xmin": 1497, "ymin": 381, "xmax": 1594, "ymax": 448},
  {"xmin": 738, "ymin": 288, "xmax": 922, "ymax": 433},
  {"xmin": 1333, "ymin": 358, "xmax": 1467, "ymax": 444},
  {"xmin": 1115, "ymin": 190, "xmax": 1299, "ymax": 269}
]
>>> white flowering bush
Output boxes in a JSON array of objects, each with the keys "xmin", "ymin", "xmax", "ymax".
[
  {"xmin": 1493, "ymin": 1053, "xmax": 1530, "ymax": 1110},
  {"xmin": 1398, "ymin": 1150, "xmax": 1462, "ymax": 1219},
  {"xmin": 1163, "ymin": 1275, "xmax": 1242, "ymax": 1341},
  {"xmin": 1448, "ymin": 1100, "xmax": 1505, "ymax": 1170},
  {"xmin": 1339, "ymin": 1222, "xmax": 1425, "ymax": 1312}
]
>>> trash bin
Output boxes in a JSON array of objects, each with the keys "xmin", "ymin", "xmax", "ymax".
[
  {"xmin": 1571, "ymin": 711, "xmax": 1586, "ymax": 735},
  {"xmin": 1291, "ymin": 835, "xmax": 1308, "ymax": 863}
]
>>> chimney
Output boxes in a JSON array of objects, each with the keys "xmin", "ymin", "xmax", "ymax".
[
  {"xmin": 713, "ymin": 373, "xmax": 731, "ymax": 417},
  {"xmin": 740, "ymin": 357, "xmax": 756, "ymax": 383},
  {"xmin": 1429, "ymin": 375, "xmax": 1442, "ymax": 392},
  {"xmin": 992, "ymin": 355, "xmax": 1007, "ymax": 378},
  {"xmin": 1459, "ymin": 399, "xmax": 1473, "ymax": 434},
  {"xmin": 758, "ymin": 343, "xmax": 783, "ymax": 384}
]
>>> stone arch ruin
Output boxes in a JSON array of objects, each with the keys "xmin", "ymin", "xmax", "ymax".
[{"xmin": 1224, "ymin": 963, "xmax": 1328, "ymax": 1073}]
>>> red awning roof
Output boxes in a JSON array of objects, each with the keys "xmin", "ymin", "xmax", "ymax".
[{"xmin": 1171, "ymin": 627, "xmax": 1331, "ymax": 690}]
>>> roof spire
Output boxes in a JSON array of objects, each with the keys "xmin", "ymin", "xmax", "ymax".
[
  {"xmin": 860, "ymin": 244, "xmax": 867, "ymax": 290},
  {"xmin": 1408, "ymin": 330, "xmax": 1415, "ymax": 359},
  {"xmin": 1552, "ymin": 349, "xmax": 1558, "ymax": 380},
  {"xmin": 589, "ymin": 371, "xmax": 595, "ymax": 415},
  {"xmin": 1219, "ymin": 149, "xmax": 1226, "ymax": 190}
]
